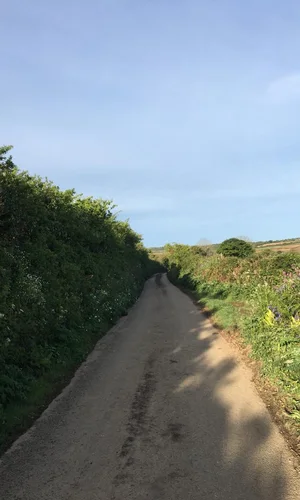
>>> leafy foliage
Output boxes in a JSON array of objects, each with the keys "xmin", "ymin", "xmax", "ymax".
[
  {"xmin": 217, "ymin": 238, "xmax": 254, "ymax": 258},
  {"xmin": 0, "ymin": 148, "xmax": 160, "ymax": 440},
  {"xmin": 163, "ymin": 244, "xmax": 300, "ymax": 424}
]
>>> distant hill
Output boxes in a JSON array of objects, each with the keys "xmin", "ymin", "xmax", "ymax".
[{"xmin": 149, "ymin": 237, "xmax": 300, "ymax": 254}]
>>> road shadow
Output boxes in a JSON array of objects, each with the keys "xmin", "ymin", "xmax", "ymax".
[
  {"xmin": 2, "ymin": 275, "xmax": 296, "ymax": 500},
  {"xmin": 112, "ymin": 277, "xmax": 296, "ymax": 499},
  {"xmin": 158, "ymin": 305, "xmax": 292, "ymax": 499},
  {"xmin": 116, "ymin": 275, "xmax": 298, "ymax": 500}
]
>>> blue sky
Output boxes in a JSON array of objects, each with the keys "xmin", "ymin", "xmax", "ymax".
[{"xmin": 1, "ymin": 0, "xmax": 300, "ymax": 246}]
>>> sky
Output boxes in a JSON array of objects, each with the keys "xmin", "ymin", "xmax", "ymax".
[{"xmin": 1, "ymin": 0, "xmax": 300, "ymax": 247}]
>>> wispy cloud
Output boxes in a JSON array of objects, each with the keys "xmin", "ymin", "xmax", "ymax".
[
  {"xmin": 267, "ymin": 73, "xmax": 300, "ymax": 103},
  {"xmin": 190, "ymin": 185, "xmax": 300, "ymax": 201},
  {"xmin": 2, "ymin": 0, "xmax": 300, "ymax": 245}
]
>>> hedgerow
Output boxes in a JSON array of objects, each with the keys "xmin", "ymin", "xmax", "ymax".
[
  {"xmin": 0, "ymin": 146, "xmax": 160, "ymax": 444},
  {"xmin": 164, "ymin": 243, "xmax": 300, "ymax": 426}
]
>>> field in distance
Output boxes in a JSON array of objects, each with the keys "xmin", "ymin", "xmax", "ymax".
[{"xmin": 149, "ymin": 237, "xmax": 300, "ymax": 255}]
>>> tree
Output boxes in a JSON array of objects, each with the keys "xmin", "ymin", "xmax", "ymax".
[
  {"xmin": 0, "ymin": 145, "xmax": 15, "ymax": 172},
  {"xmin": 217, "ymin": 238, "xmax": 254, "ymax": 258}
]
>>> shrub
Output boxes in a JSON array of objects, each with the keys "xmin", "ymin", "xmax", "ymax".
[
  {"xmin": 217, "ymin": 238, "xmax": 254, "ymax": 258},
  {"xmin": 163, "ymin": 242, "xmax": 300, "ymax": 424},
  {"xmin": 0, "ymin": 147, "xmax": 160, "ymax": 416}
]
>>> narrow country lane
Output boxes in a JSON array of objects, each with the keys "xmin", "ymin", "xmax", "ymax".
[{"xmin": 0, "ymin": 274, "xmax": 299, "ymax": 499}]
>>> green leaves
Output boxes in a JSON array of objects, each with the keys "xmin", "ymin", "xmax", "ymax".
[
  {"xmin": 263, "ymin": 309, "xmax": 275, "ymax": 326},
  {"xmin": 217, "ymin": 238, "xmax": 254, "ymax": 258},
  {"xmin": 0, "ymin": 147, "xmax": 160, "ymax": 417},
  {"xmin": 0, "ymin": 146, "xmax": 16, "ymax": 173},
  {"xmin": 163, "ymin": 242, "xmax": 300, "ymax": 425}
]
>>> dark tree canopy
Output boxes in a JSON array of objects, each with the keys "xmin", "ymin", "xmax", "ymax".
[{"xmin": 217, "ymin": 238, "xmax": 254, "ymax": 258}]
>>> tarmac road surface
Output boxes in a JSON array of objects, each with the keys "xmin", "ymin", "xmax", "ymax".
[{"xmin": 0, "ymin": 274, "xmax": 299, "ymax": 499}]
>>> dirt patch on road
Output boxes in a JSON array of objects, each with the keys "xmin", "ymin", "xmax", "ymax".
[
  {"xmin": 114, "ymin": 353, "xmax": 157, "ymax": 486},
  {"xmin": 119, "ymin": 355, "xmax": 156, "ymax": 458}
]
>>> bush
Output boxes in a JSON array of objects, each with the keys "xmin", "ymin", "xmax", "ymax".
[
  {"xmin": 217, "ymin": 238, "xmax": 254, "ymax": 258},
  {"xmin": 0, "ymin": 147, "xmax": 161, "ymax": 419},
  {"xmin": 163, "ymin": 242, "xmax": 300, "ymax": 425}
]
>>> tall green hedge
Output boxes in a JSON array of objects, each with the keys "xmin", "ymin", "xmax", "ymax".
[{"xmin": 0, "ymin": 147, "xmax": 158, "ymax": 420}]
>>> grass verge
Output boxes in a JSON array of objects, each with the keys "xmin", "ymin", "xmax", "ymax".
[{"xmin": 168, "ymin": 272, "xmax": 300, "ymax": 457}]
